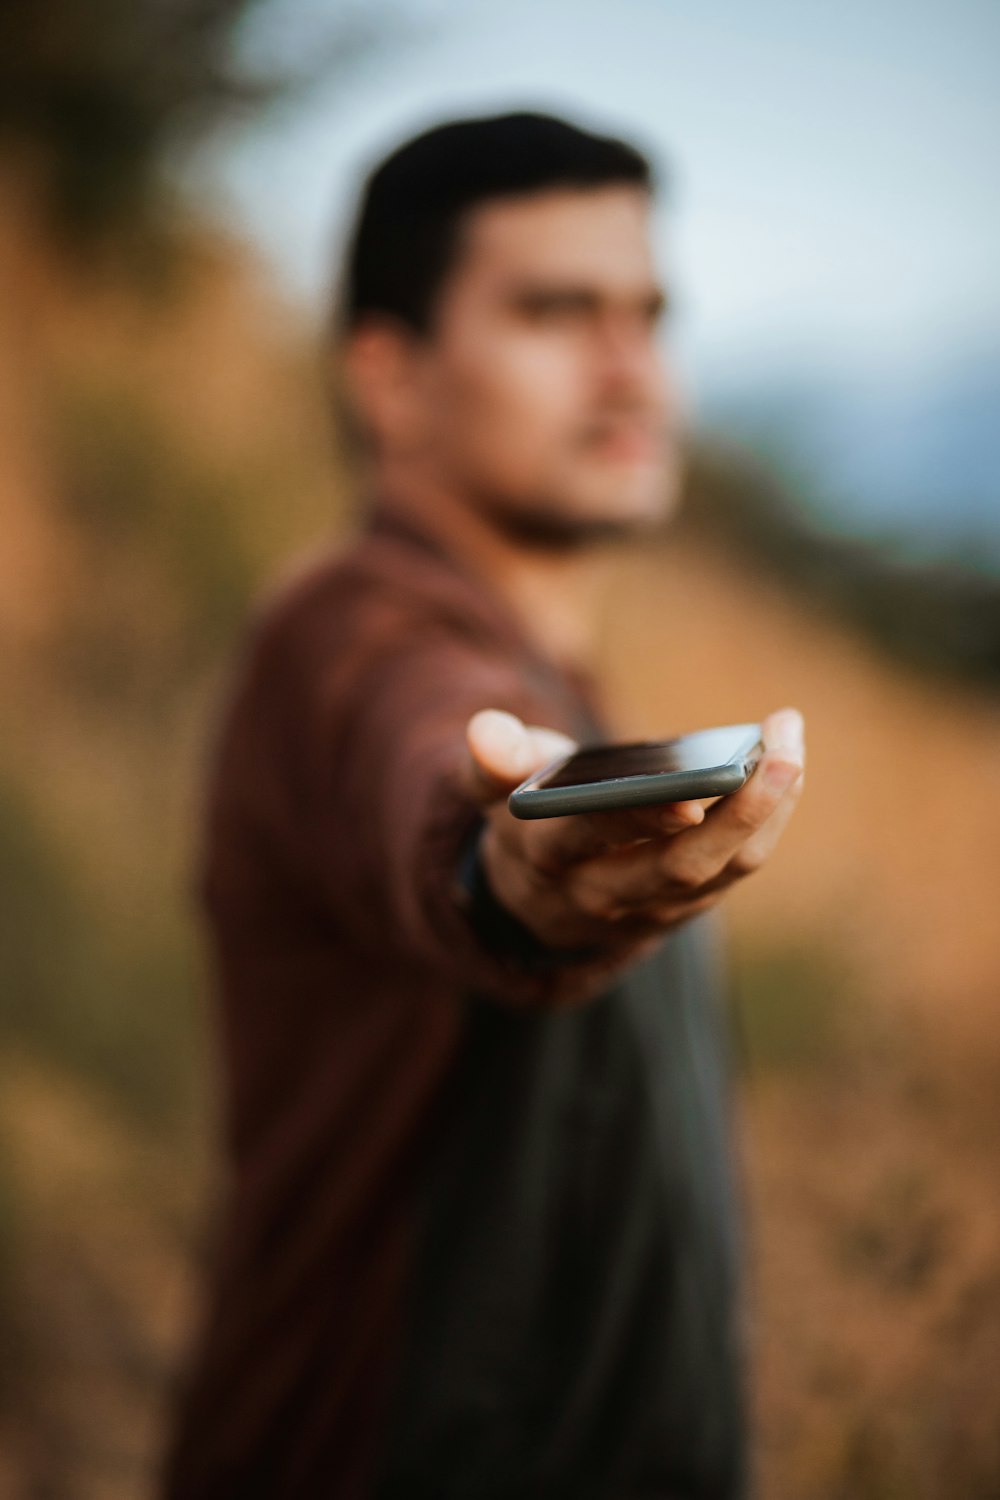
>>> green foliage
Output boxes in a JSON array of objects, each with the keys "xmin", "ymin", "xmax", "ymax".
[
  {"xmin": 0, "ymin": 0, "xmax": 276, "ymax": 242},
  {"xmin": 730, "ymin": 938, "xmax": 857, "ymax": 1074},
  {"xmin": 682, "ymin": 437, "xmax": 1000, "ymax": 692},
  {"xmin": 0, "ymin": 368, "xmax": 282, "ymax": 1128},
  {"xmin": 45, "ymin": 373, "xmax": 259, "ymax": 719},
  {"xmin": 0, "ymin": 1139, "xmax": 20, "ymax": 1412},
  {"xmin": 0, "ymin": 772, "xmax": 203, "ymax": 1130},
  {"xmin": 0, "ymin": 778, "xmax": 88, "ymax": 1039},
  {"xmin": 0, "ymin": 0, "xmax": 404, "ymax": 255}
]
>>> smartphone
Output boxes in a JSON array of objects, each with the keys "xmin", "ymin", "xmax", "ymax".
[{"xmin": 508, "ymin": 722, "xmax": 764, "ymax": 820}]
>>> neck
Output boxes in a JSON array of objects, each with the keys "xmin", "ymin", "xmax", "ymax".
[{"xmin": 368, "ymin": 460, "xmax": 620, "ymax": 676}]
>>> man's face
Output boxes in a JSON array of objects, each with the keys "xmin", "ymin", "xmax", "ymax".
[{"xmin": 353, "ymin": 184, "xmax": 683, "ymax": 545}]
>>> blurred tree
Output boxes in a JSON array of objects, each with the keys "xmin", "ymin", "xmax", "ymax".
[{"xmin": 0, "ymin": 0, "xmax": 398, "ymax": 244}]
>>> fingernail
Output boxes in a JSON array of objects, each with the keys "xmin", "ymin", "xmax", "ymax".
[
  {"xmin": 481, "ymin": 708, "xmax": 522, "ymax": 742},
  {"xmin": 770, "ymin": 710, "xmax": 803, "ymax": 748}
]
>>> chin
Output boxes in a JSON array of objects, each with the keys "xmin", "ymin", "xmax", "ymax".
[
  {"xmin": 473, "ymin": 461, "xmax": 681, "ymax": 552},
  {"xmin": 488, "ymin": 491, "xmax": 672, "ymax": 553},
  {"xmin": 581, "ymin": 468, "xmax": 680, "ymax": 531}
]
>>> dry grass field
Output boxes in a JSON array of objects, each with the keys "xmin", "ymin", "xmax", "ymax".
[{"xmin": 1, "ymin": 190, "xmax": 997, "ymax": 1498}]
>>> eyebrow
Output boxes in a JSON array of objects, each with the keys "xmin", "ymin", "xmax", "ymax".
[{"xmin": 504, "ymin": 282, "xmax": 671, "ymax": 318}]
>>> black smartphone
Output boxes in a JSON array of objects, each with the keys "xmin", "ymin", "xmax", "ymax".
[{"xmin": 508, "ymin": 722, "xmax": 764, "ymax": 820}]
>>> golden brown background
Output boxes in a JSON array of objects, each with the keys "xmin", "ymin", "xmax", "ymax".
[{"xmin": 2, "ymin": 5, "xmax": 999, "ymax": 1496}]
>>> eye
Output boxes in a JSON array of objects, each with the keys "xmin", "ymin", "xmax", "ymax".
[{"xmin": 517, "ymin": 294, "xmax": 591, "ymax": 323}]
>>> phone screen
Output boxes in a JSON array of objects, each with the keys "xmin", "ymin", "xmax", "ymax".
[{"xmin": 535, "ymin": 724, "xmax": 761, "ymax": 790}]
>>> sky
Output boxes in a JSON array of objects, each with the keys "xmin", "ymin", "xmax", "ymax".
[{"xmin": 195, "ymin": 0, "xmax": 1000, "ymax": 394}]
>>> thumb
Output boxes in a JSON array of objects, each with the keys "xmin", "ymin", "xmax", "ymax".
[{"xmin": 464, "ymin": 708, "xmax": 576, "ymax": 804}]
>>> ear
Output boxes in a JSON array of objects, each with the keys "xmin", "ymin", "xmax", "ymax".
[{"xmin": 341, "ymin": 317, "xmax": 424, "ymax": 453}]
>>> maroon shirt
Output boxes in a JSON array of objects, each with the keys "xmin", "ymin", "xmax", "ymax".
[{"xmin": 161, "ymin": 498, "xmax": 748, "ymax": 1500}]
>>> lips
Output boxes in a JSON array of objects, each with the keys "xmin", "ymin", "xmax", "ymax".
[{"xmin": 590, "ymin": 425, "xmax": 661, "ymax": 460}]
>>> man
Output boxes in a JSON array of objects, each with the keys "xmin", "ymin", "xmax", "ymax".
[{"xmin": 161, "ymin": 111, "xmax": 804, "ymax": 1499}]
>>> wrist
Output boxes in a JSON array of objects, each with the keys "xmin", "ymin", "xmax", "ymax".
[{"xmin": 454, "ymin": 820, "xmax": 603, "ymax": 972}]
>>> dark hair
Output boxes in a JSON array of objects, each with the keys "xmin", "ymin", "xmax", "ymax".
[{"xmin": 333, "ymin": 108, "xmax": 657, "ymax": 343}]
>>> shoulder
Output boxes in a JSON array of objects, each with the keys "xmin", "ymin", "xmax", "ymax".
[
  {"xmin": 216, "ymin": 527, "xmax": 522, "ymax": 746},
  {"xmin": 245, "ymin": 526, "xmax": 505, "ymax": 682}
]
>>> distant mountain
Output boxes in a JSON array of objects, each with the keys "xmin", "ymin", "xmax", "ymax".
[{"xmin": 700, "ymin": 345, "xmax": 1000, "ymax": 569}]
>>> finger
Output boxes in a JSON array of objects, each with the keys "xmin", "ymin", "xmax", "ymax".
[
  {"xmin": 765, "ymin": 705, "xmax": 806, "ymax": 769},
  {"xmin": 498, "ymin": 792, "xmax": 708, "ymax": 877},
  {"xmin": 694, "ymin": 770, "xmax": 805, "ymax": 897},
  {"xmin": 683, "ymin": 706, "xmax": 804, "ymax": 868},
  {"xmin": 573, "ymin": 885, "xmax": 723, "ymax": 938},
  {"xmin": 546, "ymin": 709, "xmax": 801, "ymax": 867},
  {"xmin": 566, "ymin": 711, "xmax": 804, "ymax": 911},
  {"xmin": 464, "ymin": 709, "xmax": 577, "ymax": 804},
  {"xmin": 524, "ymin": 724, "xmax": 579, "ymax": 764}
]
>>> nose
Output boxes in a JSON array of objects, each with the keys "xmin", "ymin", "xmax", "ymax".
[{"xmin": 596, "ymin": 311, "xmax": 665, "ymax": 401}]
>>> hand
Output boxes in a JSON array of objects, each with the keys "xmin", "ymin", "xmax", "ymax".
[{"xmin": 464, "ymin": 707, "xmax": 805, "ymax": 953}]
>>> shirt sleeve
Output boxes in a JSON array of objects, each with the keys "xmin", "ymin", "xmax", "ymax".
[{"xmin": 273, "ymin": 621, "xmax": 650, "ymax": 1009}]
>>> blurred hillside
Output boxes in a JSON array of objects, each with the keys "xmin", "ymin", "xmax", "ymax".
[
  {"xmin": 2, "ymin": 137, "xmax": 1000, "ymax": 1500},
  {"xmin": 704, "ymin": 349, "xmax": 1000, "ymax": 570},
  {"xmin": 0, "ymin": 182, "xmax": 351, "ymax": 1495}
]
